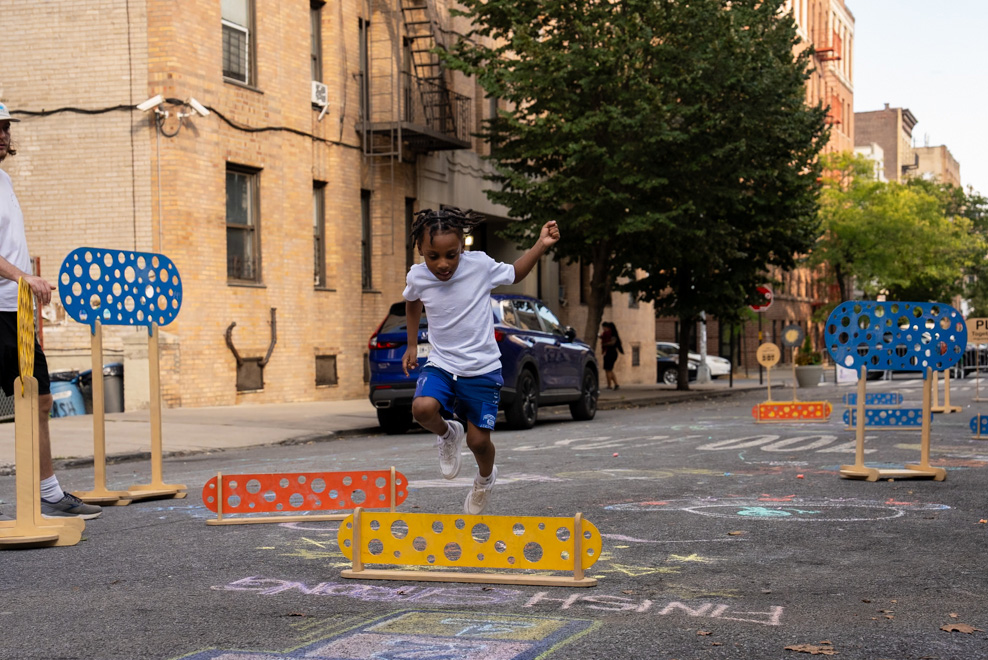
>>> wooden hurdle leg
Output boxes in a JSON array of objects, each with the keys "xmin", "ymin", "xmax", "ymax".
[
  {"xmin": 75, "ymin": 321, "xmax": 132, "ymax": 505},
  {"xmin": 0, "ymin": 377, "xmax": 82, "ymax": 548},
  {"xmin": 127, "ymin": 324, "xmax": 186, "ymax": 500},
  {"xmin": 904, "ymin": 368, "xmax": 946, "ymax": 480},
  {"xmin": 841, "ymin": 367, "xmax": 878, "ymax": 480},
  {"xmin": 940, "ymin": 370, "xmax": 961, "ymax": 414}
]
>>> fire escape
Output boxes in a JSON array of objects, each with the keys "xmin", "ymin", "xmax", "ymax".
[{"xmin": 362, "ymin": 0, "xmax": 472, "ymax": 158}]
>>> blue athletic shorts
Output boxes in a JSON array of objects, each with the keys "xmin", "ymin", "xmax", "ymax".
[{"xmin": 414, "ymin": 365, "xmax": 503, "ymax": 430}]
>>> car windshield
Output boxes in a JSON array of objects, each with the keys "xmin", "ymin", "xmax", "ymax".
[{"xmin": 379, "ymin": 302, "xmax": 427, "ymax": 334}]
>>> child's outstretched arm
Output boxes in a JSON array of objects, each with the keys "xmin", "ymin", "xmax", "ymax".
[
  {"xmin": 512, "ymin": 220, "xmax": 560, "ymax": 283},
  {"xmin": 402, "ymin": 299, "xmax": 424, "ymax": 376}
]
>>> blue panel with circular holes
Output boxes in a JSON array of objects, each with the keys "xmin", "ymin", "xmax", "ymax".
[
  {"xmin": 824, "ymin": 301, "xmax": 966, "ymax": 373},
  {"xmin": 59, "ymin": 248, "xmax": 182, "ymax": 335}
]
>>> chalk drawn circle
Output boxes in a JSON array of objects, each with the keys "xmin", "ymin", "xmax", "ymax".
[{"xmin": 604, "ymin": 500, "xmax": 949, "ymax": 522}]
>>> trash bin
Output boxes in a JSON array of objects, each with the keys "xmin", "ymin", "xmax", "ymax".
[
  {"xmin": 103, "ymin": 363, "xmax": 124, "ymax": 413},
  {"xmin": 78, "ymin": 363, "xmax": 125, "ymax": 414},
  {"xmin": 49, "ymin": 371, "xmax": 85, "ymax": 418}
]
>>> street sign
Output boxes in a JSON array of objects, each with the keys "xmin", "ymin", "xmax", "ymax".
[
  {"xmin": 750, "ymin": 285, "xmax": 773, "ymax": 313},
  {"xmin": 967, "ymin": 317, "xmax": 988, "ymax": 343},
  {"xmin": 756, "ymin": 343, "xmax": 780, "ymax": 367},
  {"xmin": 780, "ymin": 324, "xmax": 804, "ymax": 349}
]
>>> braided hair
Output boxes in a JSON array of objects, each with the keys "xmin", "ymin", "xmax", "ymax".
[{"xmin": 409, "ymin": 207, "xmax": 485, "ymax": 249}]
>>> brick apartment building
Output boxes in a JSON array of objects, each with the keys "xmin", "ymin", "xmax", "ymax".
[
  {"xmin": 655, "ymin": 0, "xmax": 854, "ymax": 374},
  {"xmin": 0, "ymin": 0, "xmax": 656, "ymax": 409}
]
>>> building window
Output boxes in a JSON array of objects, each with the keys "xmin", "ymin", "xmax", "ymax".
[
  {"xmin": 361, "ymin": 189, "xmax": 372, "ymax": 290},
  {"xmin": 311, "ymin": 1, "xmax": 324, "ymax": 82},
  {"xmin": 222, "ymin": 0, "xmax": 254, "ymax": 85},
  {"xmin": 226, "ymin": 166, "xmax": 261, "ymax": 283},
  {"xmin": 631, "ymin": 344, "xmax": 641, "ymax": 367},
  {"xmin": 358, "ymin": 18, "xmax": 370, "ymax": 121},
  {"xmin": 315, "ymin": 355, "xmax": 337, "ymax": 386},
  {"xmin": 313, "ymin": 182, "xmax": 326, "ymax": 287}
]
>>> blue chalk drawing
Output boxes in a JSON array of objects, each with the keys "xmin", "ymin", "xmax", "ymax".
[
  {"xmin": 59, "ymin": 248, "xmax": 182, "ymax": 335},
  {"xmin": 824, "ymin": 301, "xmax": 966, "ymax": 373}
]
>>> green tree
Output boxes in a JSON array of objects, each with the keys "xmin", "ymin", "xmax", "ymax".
[
  {"xmin": 444, "ymin": 0, "xmax": 828, "ymax": 389},
  {"xmin": 810, "ymin": 153, "xmax": 983, "ymax": 306}
]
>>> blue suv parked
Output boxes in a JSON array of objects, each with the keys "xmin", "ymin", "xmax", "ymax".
[{"xmin": 368, "ymin": 294, "xmax": 599, "ymax": 434}]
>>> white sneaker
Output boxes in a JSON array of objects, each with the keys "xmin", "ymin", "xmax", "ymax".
[
  {"xmin": 437, "ymin": 419, "xmax": 465, "ymax": 479},
  {"xmin": 464, "ymin": 465, "xmax": 498, "ymax": 515}
]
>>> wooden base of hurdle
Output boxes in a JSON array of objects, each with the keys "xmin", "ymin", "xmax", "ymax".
[
  {"xmin": 203, "ymin": 468, "xmax": 407, "ymax": 525},
  {"xmin": 840, "ymin": 367, "xmax": 945, "ymax": 481},
  {"xmin": 0, "ymin": 378, "xmax": 85, "ymax": 549},
  {"xmin": 338, "ymin": 508, "xmax": 600, "ymax": 587},
  {"xmin": 76, "ymin": 322, "xmax": 186, "ymax": 505}
]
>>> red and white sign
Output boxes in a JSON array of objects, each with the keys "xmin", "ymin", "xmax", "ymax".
[{"xmin": 749, "ymin": 285, "xmax": 773, "ymax": 313}]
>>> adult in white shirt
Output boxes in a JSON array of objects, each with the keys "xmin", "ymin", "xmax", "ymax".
[{"xmin": 0, "ymin": 102, "xmax": 101, "ymax": 520}]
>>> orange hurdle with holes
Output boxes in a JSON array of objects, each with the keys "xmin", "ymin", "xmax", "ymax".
[{"xmin": 202, "ymin": 467, "xmax": 407, "ymax": 525}]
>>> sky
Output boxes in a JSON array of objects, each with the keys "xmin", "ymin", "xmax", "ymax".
[{"xmin": 850, "ymin": 1, "xmax": 988, "ymax": 195}]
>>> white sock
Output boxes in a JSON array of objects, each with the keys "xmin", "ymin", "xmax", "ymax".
[
  {"xmin": 40, "ymin": 476, "xmax": 65, "ymax": 503},
  {"xmin": 476, "ymin": 468, "xmax": 495, "ymax": 486},
  {"xmin": 440, "ymin": 421, "xmax": 456, "ymax": 440}
]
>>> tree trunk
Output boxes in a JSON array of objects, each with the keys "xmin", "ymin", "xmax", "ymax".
[
  {"xmin": 677, "ymin": 314, "xmax": 693, "ymax": 391},
  {"xmin": 582, "ymin": 240, "xmax": 614, "ymax": 353}
]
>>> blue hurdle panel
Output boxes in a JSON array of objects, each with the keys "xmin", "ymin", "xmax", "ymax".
[
  {"xmin": 842, "ymin": 392, "xmax": 904, "ymax": 407},
  {"xmin": 844, "ymin": 407, "xmax": 927, "ymax": 427},
  {"xmin": 969, "ymin": 415, "xmax": 988, "ymax": 435}
]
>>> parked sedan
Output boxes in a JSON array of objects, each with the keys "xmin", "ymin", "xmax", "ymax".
[
  {"xmin": 656, "ymin": 346, "xmax": 698, "ymax": 386},
  {"xmin": 656, "ymin": 341, "xmax": 732, "ymax": 378},
  {"xmin": 368, "ymin": 294, "xmax": 599, "ymax": 434}
]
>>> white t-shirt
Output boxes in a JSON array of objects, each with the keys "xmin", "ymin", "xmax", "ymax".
[
  {"xmin": 0, "ymin": 170, "xmax": 30, "ymax": 312},
  {"xmin": 403, "ymin": 250, "xmax": 516, "ymax": 377}
]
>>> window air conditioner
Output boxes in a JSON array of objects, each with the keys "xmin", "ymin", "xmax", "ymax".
[{"xmin": 312, "ymin": 81, "xmax": 329, "ymax": 107}]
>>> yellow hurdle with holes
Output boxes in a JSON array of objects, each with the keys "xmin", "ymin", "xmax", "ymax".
[{"xmin": 338, "ymin": 508, "xmax": 602, "ymax": 587}]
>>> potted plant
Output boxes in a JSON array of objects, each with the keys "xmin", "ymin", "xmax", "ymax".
[{"xmin": 794, "ymin": 336, "xmax": 824, "ymax": 388}]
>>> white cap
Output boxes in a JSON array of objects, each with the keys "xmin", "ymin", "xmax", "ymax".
[{"xmin": 0, "ymin": 103, "xmax": 20, "ymax": 122}]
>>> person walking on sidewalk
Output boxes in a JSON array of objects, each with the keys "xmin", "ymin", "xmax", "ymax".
[
  {"xmin": 402, "ymin": 207, "xmax": 560, "ymax": 514},
  {"xmin": 600, "ymin": 321, "xmax": 623, "ymax": 390},
  {"xmin": 0, "ymin": 103, "xmax": 101, "ymax": 520}
]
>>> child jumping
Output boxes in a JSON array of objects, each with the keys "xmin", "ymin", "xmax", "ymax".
[{"xmin": 402, "ymin": 207, "xmax": 560, "ymax": 514}]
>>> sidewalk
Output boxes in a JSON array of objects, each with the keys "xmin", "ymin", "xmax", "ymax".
[{"xmin": 0, "ymin": 375, "xmax": 778, "ymax": 474}]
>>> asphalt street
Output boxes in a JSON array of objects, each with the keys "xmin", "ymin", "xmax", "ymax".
[{"xmin": 1, "ymin": 377, "xmax": 987, "ymax": 660}]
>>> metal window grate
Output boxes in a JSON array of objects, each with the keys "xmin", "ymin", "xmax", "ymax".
[{"xmin": 315, "ymin": 355, "xmax": 338, "ymax": 386}]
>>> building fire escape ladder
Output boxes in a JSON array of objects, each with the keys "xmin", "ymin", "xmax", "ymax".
[{"xmin": 399, "ymin": 0, "xmax": 457, "ymax": 138}]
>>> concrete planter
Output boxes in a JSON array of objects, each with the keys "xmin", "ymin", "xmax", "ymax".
[{"xmin": 795, "ymin": 365, "xmax": 823, "ymax": 388}]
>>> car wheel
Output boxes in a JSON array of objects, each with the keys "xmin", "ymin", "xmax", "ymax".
[
  {"xmin": 506, "ymin": 369, "xmax": 539, "ymax": 429},
  {"xmin": 661, "ymin": 367, "xmax": 678, "ymax": 386},
  {"xmin": 569, "ymin": 367, "xmax": 598, "ymax": 421},
  {"xmin": 376, "ymin": 407, "xmax": 413, "ymax": 435}
]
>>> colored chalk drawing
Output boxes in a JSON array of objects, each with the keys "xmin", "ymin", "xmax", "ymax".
[
  {"xmin": 172, "ymin": 610, "xmax": 596, "ymax": 659},
  {"xmin": 605, "ymin": 497, "xmax": 949, "ymax": 522}
]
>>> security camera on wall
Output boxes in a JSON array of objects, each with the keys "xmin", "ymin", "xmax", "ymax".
[
  {"xmin": 136, "ymin": 95, "xmax": 164, "ymax": 112},
  {"xmin": 187, "ymin": 97, "xmax": 210, "ymax": 117}
]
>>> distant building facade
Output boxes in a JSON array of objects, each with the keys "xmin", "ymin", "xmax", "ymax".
[
  {"xmin": 914, "ymin": 145, "xmax": 961, "ymax": 187},
  {"xmin": 854, "ymin": 104, "xmax": 920, "ymax": 183}
]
